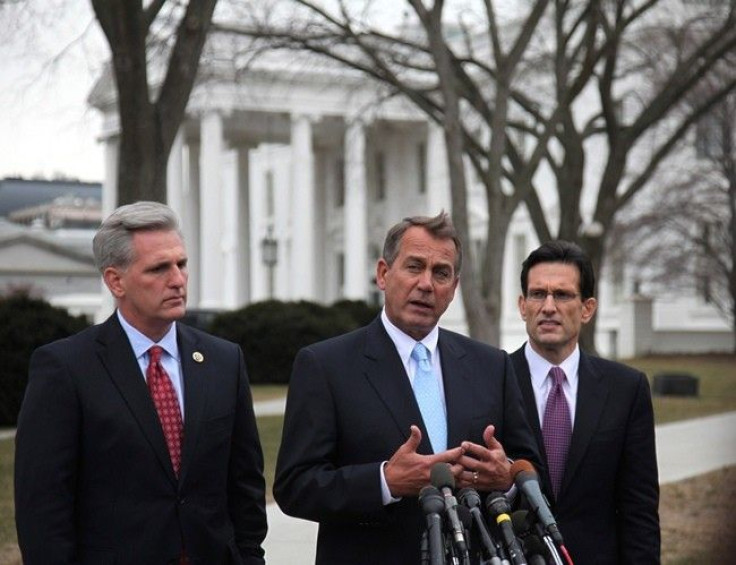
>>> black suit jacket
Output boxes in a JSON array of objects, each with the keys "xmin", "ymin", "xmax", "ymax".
[
  {"xmin": 15, "ymin": 314, "xmax": 267, "ymax": 565},
  {"xmin": 274, "ymin": 317, "xmax": 540, "ymax": 565},
  {"xmin": 510, "ymin": 346, "xmax": 660, "ymax": 565}
]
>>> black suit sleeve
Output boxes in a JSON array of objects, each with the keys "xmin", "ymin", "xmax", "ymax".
[
  {"xmin": 229, "ymin": 347, "xmax": 268, "ymax": 565},
  {"xmin": 273, "ymin": 347, "xmax": 385, "ymax": 523},
  {"xmin": 15, "ymin": 345, "xmax": 82, "ymax": 565},
  {"xmin": 499, "ymin": 352, "xmax": 544, "ymax": 471},
  {"xmin": 617, "ymin": 372, "xmax": 660, "ymax": 562}
]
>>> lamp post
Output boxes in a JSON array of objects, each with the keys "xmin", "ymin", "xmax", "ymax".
[{"xmin": 260, "ymin": 226, "xmax": 278, "ymax": 298}]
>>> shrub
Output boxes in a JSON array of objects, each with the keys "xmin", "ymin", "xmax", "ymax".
[
  {"xmin": 0, "ymin": 293, "xmax": 90, "ymax": 426},
  {"xmin": 330, "ymin": 299, "xmax": 381, "ymax": 327},
  {"xmin": 209, "ymin": 299, "xmax": 377, "ymax": 384}
]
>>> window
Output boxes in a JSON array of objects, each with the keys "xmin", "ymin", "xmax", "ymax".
[
  {"xmin": 265, "ymin": 171, "xmax": 275, "ymax": 217},
  {"xmin": 375, "ymin": 151, "xmax": 386, "ymax": 201},
  {"xmin": 336, "ymin": 158, "xmax": 345, "ymax": 208},
  {"xmin": 695, "ymin": 111, "xmax": 725, "ymax": 160},
  {"xmin": 337, "ymin": 252, "xmax": 345, "ymax": 295},
  {"xmin": 417, "ymin": 142, "xmax": 427, "ymax": 194}
]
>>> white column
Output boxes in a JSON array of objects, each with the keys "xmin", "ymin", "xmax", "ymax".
[
  {"xmin": 290, "ymin": 114, "xmax": 316, "ymax": 299},
  {"xmin": 344, "ymin": 120, "xmax": 368, "ymax": 300},
  {"xmin": 102, "ymin": 137, "xmax": 118, "ymax": 217},
  {"xmin": 183, "ymin": 140, "xmax": 201, "ymax": 307},
  {"xmin": 426, "ymin": 123, "xmax": 452, "ymax": 215},
  {"xmin": 236, "ymin": 147, "xmax": 251, "ymax": 305},
  {"xmin": 222, "ymin": 149, "xmax": 239, "ymax": 308},
  {"xmin": 167, "ymin": 130, "xmax": 184, "ymax": 214},
  {"xmin": 97, "ymin": 137, "xmax": 120, "ymax": 322},
  {"xmin": 199, "ymin": 112, "xmax": 225, "ymax": 309}
]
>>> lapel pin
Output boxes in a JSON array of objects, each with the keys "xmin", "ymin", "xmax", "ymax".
[{"xmin": 192, "ymin": 352, "xmax": 204, "ymax": 363}]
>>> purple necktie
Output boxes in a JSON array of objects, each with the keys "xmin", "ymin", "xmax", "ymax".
[{"xmin": 542, "ymin": 366, "xmax": 572, "ymax": 499}]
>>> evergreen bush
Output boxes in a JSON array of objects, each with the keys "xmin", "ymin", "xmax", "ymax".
[
  {"xmin": 209, "ymin": 299, "xmax": 379, "ymax": 384},
  {"xmin": 0, "ymin": 292, "xmax": 89, "ymax": 426}
]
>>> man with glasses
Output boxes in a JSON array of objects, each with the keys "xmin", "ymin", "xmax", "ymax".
[{"xmin": 511, "ymin": 240, "xmax": 660, "ymax": 564}]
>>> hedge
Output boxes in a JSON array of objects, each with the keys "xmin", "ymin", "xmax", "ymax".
[
  {"xmin": 0, "ymin": 293, "xmax": 90, "ymax": 425},
  {"xmin": 209, "ymin": 299, "xmax": 380, "ymax": 384}
]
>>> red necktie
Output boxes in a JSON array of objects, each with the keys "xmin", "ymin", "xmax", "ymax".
[
  {"xmin": 146, "ymin": 346, "xmax": 184, "ymax": 477},
  {"xmin": 542, "ymin": 366, "xmax": 572, "ymax": 499}
]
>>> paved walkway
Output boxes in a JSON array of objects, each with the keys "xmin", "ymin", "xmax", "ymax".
[{"xmin": 262, "ymin": 408, "xmax": 736, "ymax": 564}]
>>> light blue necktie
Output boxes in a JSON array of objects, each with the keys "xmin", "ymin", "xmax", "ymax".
[{"xmin": 411, "ymin": 343, "xmax": 447, "ymax": 453}]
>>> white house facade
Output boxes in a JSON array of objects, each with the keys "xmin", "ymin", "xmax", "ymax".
[{"xmin": 89, "ymin": 50, "xmax": 734, "ymax": 357}]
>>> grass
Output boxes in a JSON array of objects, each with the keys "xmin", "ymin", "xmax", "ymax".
[
  {"xmin": 1, "ymin": 354, "xmax": 734, "ymax": 564},
  {"xmin": 624, "ymin": 354, "xmax": 736, "ymax": 424},
  {"xmin": 251, "ymin": 384, "xmax": 288, "ymax": 403}
]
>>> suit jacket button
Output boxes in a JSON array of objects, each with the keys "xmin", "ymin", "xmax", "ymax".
[{"xmin": 179, "ymin": 498, "xmax": 186, "ymax": 505}]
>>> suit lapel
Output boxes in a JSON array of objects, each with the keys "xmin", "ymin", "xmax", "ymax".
[
  {"xmin": 362, "ymin": 319, "xmax": 434, "ymax": 454},
  {"xmin": 177, "ymin": 325, "xmax": 208, "ymax": 486},
  {"xmin": 96, "ymin": 315, "xmax": 178, "ymax": 485},
  {"xmin": 438, "ymin": 331, "xmax": 473, "ymax": 449},
  {"xmin": 561, "ymin": 352, "xmax": 609, "ymax": 497},
  {"xmin": 511, "ymin": 347, "xmax": 555, "ymax": 498}
]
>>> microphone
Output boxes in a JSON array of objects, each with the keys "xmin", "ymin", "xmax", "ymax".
[
  {"xmin": 458, "ymin": 487, "xmax": 502, "ymax": 565},
  {"xmin": 511, "ymin": 511, "xmax": 550, "ymax": 565},
  {"xmin": 510, "ymin": 460, "xmax": 564, "ymax": 546},
  {"xmin": 419, "ymin": 485, "xmax": 447, "ymax": 565},
  {"xmin": 430, "ymin": 463, "xmax": 470, "ymax": 563},
  {"xmin": 486, "ymin": 491, "xmax": 527, "ymax": 565}
]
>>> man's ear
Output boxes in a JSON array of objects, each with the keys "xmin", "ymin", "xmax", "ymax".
[
  {"xmin": 518, "ymin": 294, "xmax": 528, "ymax": 321},
  {"xmin": 581, "ymin": 297, "xmax": 598, "ymax": 324},
  {"xmin": 103, "ymin": 267, "xmax": 125, "ymax": 299},
  {"xmin": 375, "ymin": 258, "xmax": 389, "ymax": 291}
]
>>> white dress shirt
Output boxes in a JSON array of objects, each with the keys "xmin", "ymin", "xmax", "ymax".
[{"xmin": 117, "ymin": 310, "xmax": 185, "ymax": 420}]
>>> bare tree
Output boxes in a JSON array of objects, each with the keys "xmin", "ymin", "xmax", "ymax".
[
  {"xmin": 223, "ymin": 0, "xmax": 736, "ymax": 350},
  {"xmin": 614, "ymin": 88, "xmax": 736, "ymax": 352},
  {"xmin": 90, "ymin": 0, "xmax": 218, "ymax": 204}
]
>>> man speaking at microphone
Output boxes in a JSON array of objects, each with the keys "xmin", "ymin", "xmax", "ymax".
[
  {"xmin": 511, "ymin": 241, "xmax": 660, "ymax": 564},
  {"xmin": 275, "ymin": 213, "xmax": 540, "ymax": 564}
]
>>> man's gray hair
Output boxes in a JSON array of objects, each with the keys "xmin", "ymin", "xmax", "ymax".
[
  {"xmin": 382, "ymin": 211, "xmax": 462, "ymax": 274},
  {"xmin": 93, "ymin": 201, "xmax": 182, "ymax": 272}
]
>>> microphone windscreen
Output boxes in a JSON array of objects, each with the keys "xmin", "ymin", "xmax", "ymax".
[
  {"xmin": 457, "ymin": 487, "xmax": 481, "ymax": 509},
  {"xmin": 511, "ymin": 510, "xmax": 532, "ymax": 535},
  {"xmin": 419, "ymin": 485, "xmax": 445, "ymax": 515},
  {"xmin": 430, "ymin": 462, "xmax": 456, "ymax": 490},
  {"xmin": 524, "ymin": 534, "xmax": 547, "ymax": 558},
  {"xmin": 457, "ymin": 504, "xmax": 473, "ymax": 529},
  {"xmin": 510, "ymin": 459, "xmax": 536, "ymax": 478}
]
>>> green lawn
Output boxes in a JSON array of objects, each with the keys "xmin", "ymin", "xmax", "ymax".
[
  {"xmin": 1, "ymin": 354, "xmax": 734, "ymax": 563},
  {"xmin": 625, "ymin": 354, "xmax": 736, "ymax": 424}
]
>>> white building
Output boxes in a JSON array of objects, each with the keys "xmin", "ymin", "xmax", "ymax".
[{"xmin": 89, "ymin": 47, "xmax": 734, "ymax": 357}]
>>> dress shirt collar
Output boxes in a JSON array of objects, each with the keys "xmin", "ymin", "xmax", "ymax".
[
  {"xmin": 523, "ymin": 342, "xmax": 580, "ymax": 389},
  {"xmin": 380, "ymin": 308, "xmax": 439, "ymax": 364},
  {"xmin": 116, "ymin": 310, "xmax": 180, "ymax": 363}
]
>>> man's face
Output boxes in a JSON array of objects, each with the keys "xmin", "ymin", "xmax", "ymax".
[
  {"xmin": 104, "ymin": 229, "xmax": 188, "ymax": 341},
  {"xmin": 376, "ymin": 226, "xmax": 459, "ymax": 340},
  {"xmin": 518, "ymin": 262, "xmax": 597, "ymax": 364}
]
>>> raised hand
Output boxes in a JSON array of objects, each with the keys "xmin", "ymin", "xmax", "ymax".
[{"xmin": 384, "ymin": 425, "xmax": 465, "ymax": 497}]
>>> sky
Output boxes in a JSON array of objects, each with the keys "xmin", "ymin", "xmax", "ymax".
[
  {"xmin": 0, "ymin": 0, "xmax": 519, "ymax": 184},
  {"xmin": 0, "ymin": 1, "xmax": 107, "ymax": 182}
]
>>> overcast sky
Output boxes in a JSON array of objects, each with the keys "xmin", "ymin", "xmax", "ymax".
[{"xmin": 0, "ymin": 1, "xmax": 107, "ymax": 182}]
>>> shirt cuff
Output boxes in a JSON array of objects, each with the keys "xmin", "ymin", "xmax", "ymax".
[{"xmin": 380, "ymin": 461, "xmax": 402, "ymax": 505}]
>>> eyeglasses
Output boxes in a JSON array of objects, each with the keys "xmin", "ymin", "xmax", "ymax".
[{"xmin": 526, "ymin": 290, "xmax": 580, "ymax": 303}]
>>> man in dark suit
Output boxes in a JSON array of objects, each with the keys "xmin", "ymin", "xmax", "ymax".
[
  {"xmin": 274, "ymin": 212, "xmax": 540, "ymax": 564},
  {"xmin": 511, "ymin": 240, "xmax": 660, "ymax": 564},
  {"xmin": 15, "ymin": 201, "xmax": 267, "ymax": 564}
]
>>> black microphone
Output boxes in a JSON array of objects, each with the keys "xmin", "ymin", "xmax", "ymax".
[
  {"xmin": 511, "ymin": 511, "xmax": 548, "ymax": 565},
  {"xmin": 419, "ymin": 485, "xmax": 447, "ymax": 565},
  {"xmin": 458, "ymin": 487, "xmax": 502, "ymax": 565},
  {"xmin": 486, "ymin": 491, "xmax": 527, "ymax": 565},
  {"xmin": 510, "ymin": 460, "xmax": 564, "ymax": 546},
  {"xmin": 430, "ymin": 463, "xmax": 470, "ymax": 562}
]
